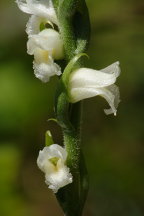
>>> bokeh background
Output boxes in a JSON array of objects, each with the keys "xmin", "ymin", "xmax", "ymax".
[{"xmin": 0, "ymin": 0, "xmax": 144, "ymax": 215}]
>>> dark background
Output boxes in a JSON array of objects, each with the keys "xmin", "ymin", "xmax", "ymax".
[{"xmin": 0, "ymin": 0, "xmax": 144, "ymax": 215}]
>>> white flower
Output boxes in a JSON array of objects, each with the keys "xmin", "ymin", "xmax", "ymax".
[
  {"xmin": 37, "ymin": 144, "xmax": 73, "ymax": 193},
  {"xmin": 16, "ymin": 0, "xmax": 58, "ymax": 25},
  {"xmin": 68, "ymin": 62, "xmax": 121, "ymax": 115},
  {"xmin": 27, "ymin": 28, "xmax": 64, "ymax": 82}
]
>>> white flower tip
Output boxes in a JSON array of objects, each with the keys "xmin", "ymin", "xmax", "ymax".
[
  {"xmin": 16, "ymin": 0, "xmax": 58, "ymax": 25},
  {"xmin": 104, "ymin": 109, "xmax": 117, "ymax": 116},
  {"xmin": 37, "ymin": 144, "xmax": 73, "ymax": 193},
  {"xmin": 115, "ymin": 61, "xmax": 120, "ymax": 66},
  {"xmin": 101, "ymin": 61, "xmax": 121, "ymax": 78},
  {"xmin": 115, "ymin": 61, "xmax": 121, "ymax": 76}
]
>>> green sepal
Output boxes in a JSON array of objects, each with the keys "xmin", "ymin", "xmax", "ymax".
[{"xmin": 45, "ymin": 130, "xmax": 54, "ymax": 146}]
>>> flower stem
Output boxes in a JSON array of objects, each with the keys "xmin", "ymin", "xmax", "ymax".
[{"xmin": 54, "ymin": 0, "xmax": 90, "ymax": 215}]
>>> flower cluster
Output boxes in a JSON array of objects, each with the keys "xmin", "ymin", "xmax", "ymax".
[
  {"xmin": 16, "ymin": 0, "xmax": 121, "ymax": 194},
  {"xmin": 16, "ymin": 0, "xmax": 64, "ymax": 82}
]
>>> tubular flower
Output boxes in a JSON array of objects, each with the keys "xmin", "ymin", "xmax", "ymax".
[
  {"xmin": 27, "ymin": 28, "xmax": 64, "ymax": 82},
  {"xmin": 16, "ymin": 0, "xmax": 58, "ymax": 27},
  {"xmin": 37, "ymin": 144, "xmax": 73, "ymax": 193},
  {"xmin": 68, "ymin": 62, "xmax": 121, "ymax": 115}
]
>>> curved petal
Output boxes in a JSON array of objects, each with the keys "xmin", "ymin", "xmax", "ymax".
[
  {"xmin": 16, "ymin": 0, "xmax": 32, "ymax": 14},
  {"xmin": 69, "ymin": 62, "xmax": 120, "ymax": 89},
  {"xmin": 26, "ymin": 15, "xmax": 54, "ymax": 35},
  {"xmin": 37, "ymin": 145, "xmax": 67, "ymax": 173},
  {"xmin": 26, "ymin": 15, "xmax": 44, "ymax": 35},
  {"xmin": 104, "ymin": 84, "xmax": 120, "ymax": 115},
  {"xmin": 101, "ymin": 61, "xmax": 120, "ymax": 77},
  {"xmin": 69, "ymin": 84, "xmax": 120, "ymax": 115},
  {"xmin": 16, "ymin": 0, "xmax": 58, "ymax": 25},
  {"xmin": 37, "ymin": 145, "xmax": 67, "ymax": 163}
]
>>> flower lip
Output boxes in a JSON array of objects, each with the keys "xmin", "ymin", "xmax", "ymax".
[{"xmin": 33, "ymin": 57, "xmax": 61, "ymax": 83}]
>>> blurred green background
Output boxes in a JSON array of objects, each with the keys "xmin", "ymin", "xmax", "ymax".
[{"xmin": 0, "ymin": 0, "xmax": 144, "ymax": 215}]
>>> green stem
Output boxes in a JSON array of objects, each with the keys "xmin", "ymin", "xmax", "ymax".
[
  {"xmin": 54, "ymin": 0, "xmax": 90, "ymax": 215},
  {"xmin": 58, "ymin": 0, "xmax": 77, "ymax": 60},
  {"xmin": 57, "ymin": 0, "xmax": 90, "ymax": 61}
]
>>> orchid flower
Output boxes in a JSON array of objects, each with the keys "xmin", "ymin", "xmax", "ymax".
[
  {"xmin": 27, "ymin": 28, "xmax": 64, "ymax": 82},
  {"xmin": 37, "ymin": 144, "xmax": 73, "ymax": 193},
  {"xmin": 68, "ymin": 62, "xmax": 121, "ymax": 115}
]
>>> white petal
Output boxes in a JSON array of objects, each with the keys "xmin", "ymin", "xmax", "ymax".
[
  {"xmin": 16, "ymin": 0, "xmax": 58, "ymax": 25},
  {"xmin": 26, "ymin": 15, "xmax": 54, "ymax": 36},
  {"xmin": 101, "ymin": 61, "xmax": 120, "ymax": 77},
  {"xmin": 27, "ymin": 29, "xmax": 64, "ymax": 59},
  {"xmin": 37, "ymin": 145, "xmax": 67, "ymax": 170},
  {"xmin": 26, "ymin": 15, "xmax": 43, "ymax": 35},
  {"xmin": 104, "ymin": 84, "xmax": 120, "ymax": 115},
  {"xmin": 16, "ymin": 0, "xmax": 32, "ymax": 14},
  {"xmin": 33, "ymin": 59, "xmax": 61, "ymax": 83},
  {"xmin": 37, "ymin": 145, "xmax": 67, "ymax": 173},
  {"xmin": 69, "ymin": 62, "xmax": 120, "ymax": 89},
  {"xmin": 29, "ymin": 0, "xmax": 58, "ymax": 24},
  {"xmin": 70, "ymin": 84, "xmax": 120, "ymax": 115}
]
